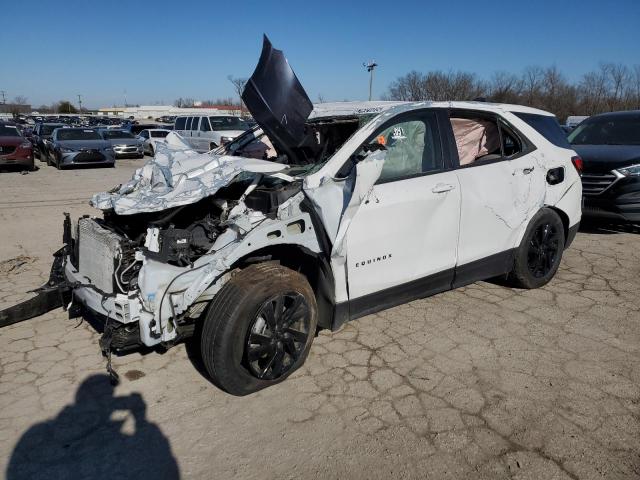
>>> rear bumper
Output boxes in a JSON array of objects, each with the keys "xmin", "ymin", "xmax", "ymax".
[{"xmin": 565, "ymin": 222, "xmax": 580, "ymax": 249}]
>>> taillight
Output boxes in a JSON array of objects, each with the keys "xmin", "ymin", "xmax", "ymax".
[{"xmin": 571, "ymin": 155, "xmax": 583, "ymax": 175}]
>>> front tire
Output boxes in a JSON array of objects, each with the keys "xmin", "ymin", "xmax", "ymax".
[
  {"xmin": 507, "ymin": 208, "xmax": 565, "ymax": 289},
  {"xmin": 201, "ymin": 263, "xmax": 317, "ymax": 396}
]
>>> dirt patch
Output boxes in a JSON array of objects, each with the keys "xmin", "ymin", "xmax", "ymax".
[
  {"xmin": 124, "ymin": 369, "xmax": 146, "ymax": 381},
  {"xmin": 0, "ymin": 256, "xmax": 36, "ymax": 276}
]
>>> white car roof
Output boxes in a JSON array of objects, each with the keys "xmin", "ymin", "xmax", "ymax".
[
  {"xmin": 309, "ymin": 100, "xmax": 555, "ymax": 120},
  {"xmin": 309, "ymin": 101, "xmax": 408, "ymax": 119}
]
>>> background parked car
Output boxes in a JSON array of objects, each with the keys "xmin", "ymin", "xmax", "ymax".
[
  {"xmin": 138, "ymin": 129, "xmax": 171, "ymax": 156},
  {"xmin": 174, "ymin": 115, "xmax": 247, "ymax": 152},
  {"xmin": 129, "ymin": 123, "xmax": 161, "ymax": 135},
  {"xmin": 32, "ymin": 122, "xmax": 65, "ymax": 160},
  {"xmin": 0, "ymin": 123, "xmax": 35, "ymax": 171},
  {"xmin": 155, "ymin": 115, "xmax": 176, "ymax": 124},
  {"xmin": 569, "ymin": 110, "xmax": 640, "ymax": 223},
  {"xmin": 47, "ymin": 128, "xmax": 115, "ymax": 169},
  {"xmin": 98, "ymin": 129, "xmax": 144, "ymax": 159}
]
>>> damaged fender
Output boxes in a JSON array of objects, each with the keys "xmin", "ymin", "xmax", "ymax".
[
  {"xmin": 135, "ymin": 191, "xmax": 322, "ymax": 346},
  {"xmin": 304, "ymin": 150, "xmax": 386, "ymax": 302}
]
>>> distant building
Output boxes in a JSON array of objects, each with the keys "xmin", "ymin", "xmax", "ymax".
[
  {"xmin": 97, "ymin": 105, "xmax": 243, "ymax": 119},
  {"xmin": 0, "ymin": 103, "xmax": 32, "ymax": 115}
]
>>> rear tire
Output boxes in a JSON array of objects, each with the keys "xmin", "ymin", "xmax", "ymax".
[
  {"xmin": 507, "ymin": 208, "xmax": 565, "ymax": 289},
  {"xmin": 200, "ymin": 263, "xmax": 317, "ymax": 396}
]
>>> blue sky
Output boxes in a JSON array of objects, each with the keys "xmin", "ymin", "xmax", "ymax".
[{"xmin": 1, "ymin": 0, "xmax": 639, "ymax": 108}]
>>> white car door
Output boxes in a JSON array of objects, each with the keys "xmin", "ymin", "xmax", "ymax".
[
  {"xmin": 197, "ymin": 116, "xmax": 212, "ymax": 151},
  {"xmin": 449, "ymin": 111, "xmax": 541, "ymax": 285},
  {"xmin": 342, "ymin": 110, "xmax": 461, "ymax": 312},
  {"xmin": 189, "ymin": 117, "xmax": 200, "ymax": 150}
]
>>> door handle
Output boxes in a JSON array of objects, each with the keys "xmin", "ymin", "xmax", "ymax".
[
  {"xmin": 432, "ymin": 183, "xmax": 455, "ymax": 194},
  {"xmin": 523, "ymin": 166, "xmax": 535, "ymax": 175}
]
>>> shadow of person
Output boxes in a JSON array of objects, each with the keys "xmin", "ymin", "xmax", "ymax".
[{"xmin": 6, "ymin": 374, "xmax": 179, "ymax": 480}]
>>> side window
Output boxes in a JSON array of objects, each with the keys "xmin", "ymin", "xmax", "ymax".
[
  {"xmin": 175, "ymin": 117, "xmax": 186, "ymax": 130},
  {"xmin": 450, "ymin": 116, "xmax": 501, "ymax": 166},
  {"xmin": 450, "ymin": 114, "xmax": 525, "ymax": 166},
  {"xmin": 499, "ymin": 121, "xmax": 522, "ymax": 158},
  {"xmin": 200, "ymin": 117, "xmax": 211, "ymax": 132},
  {"xmin": 372, "ymin": 112, "xmax": 442, "ymax": 184},
  {"xmin": 191, "ymin": 117, "xmax": 200, "ymax": 130}
]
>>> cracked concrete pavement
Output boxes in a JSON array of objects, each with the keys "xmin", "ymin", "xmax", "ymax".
[{"xmin": 1, "ymin": 160, "xmax": 640, "ymax": 479}]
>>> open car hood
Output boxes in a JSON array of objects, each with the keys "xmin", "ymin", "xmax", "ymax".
[
  {"xmin": 242, "ymin": 35, "xmax": 313, "ymax": 163},
  {"xmin": 91, "ymin": 132, "xmax": 287, "ymax": 215}
]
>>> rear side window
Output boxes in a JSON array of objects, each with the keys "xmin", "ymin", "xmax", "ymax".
[
  {"xmin": 191, "ymin": 117, "xmax": 200, "ymax": 130},
  {"xmin": 151, "ymin": 131, "xmax": 169, "ymax": 138},
  {"xmin": 175, "ymin": 117, "xmax": 186, "ymax": 130},
  {"xmin": 514, "ymin": 112, "xmax": 571, "ymax": 149},
  {"xmin": 200, "ymin": 117, "xmax": 211, "ymax": 132}
]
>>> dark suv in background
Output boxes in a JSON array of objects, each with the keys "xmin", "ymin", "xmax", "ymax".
[
  {"xmin": 569, "ymin": 110, "xmax": 640, "ymax": 223},
  {"xmin": 33, "ymin": 122, "xmax": 64, "ymax": 160}
]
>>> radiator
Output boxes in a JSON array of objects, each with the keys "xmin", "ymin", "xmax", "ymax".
[{"xmin": 77, "ymin": 218, "xmax": 122, "ymax": 293}]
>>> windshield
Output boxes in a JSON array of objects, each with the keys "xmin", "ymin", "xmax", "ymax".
[
  {"xmin": 57, "ymin": 129, "xmax": 102, "ymax": 141},
  {"xmin": 41, "ymin": 124, "xmax": 63, "ymax": 135},
  {"xmin": 151, "ymin": 130, "xmax": 169, "ymax": 138},
  {"xmin": 0, "ymin": 125, "xmax": 21, "ymax": 137},
  {"xmin": 102, "ymin": 130, "xmax": 135, "ymax": 139},
  {"xmin": 209, "ymin": 116, "xmax": 245, "ymax": 131},
  {"xmin": 568, "ymin": 117, "xmax": 640, "ymax": 146}
]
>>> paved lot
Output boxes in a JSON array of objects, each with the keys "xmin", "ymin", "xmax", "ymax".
[{"xmin": 1, "ymin": 159, "xmax": 639, "ymax": 479}]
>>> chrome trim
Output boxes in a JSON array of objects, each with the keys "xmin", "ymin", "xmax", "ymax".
[{"xmin": 581, "ymin": 169, "xmax": 623, "ymax": 196}]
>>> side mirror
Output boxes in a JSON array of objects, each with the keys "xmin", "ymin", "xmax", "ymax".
[{"xmin": 362, "ymin": 140, "xmax": 387, "ymax": 153}]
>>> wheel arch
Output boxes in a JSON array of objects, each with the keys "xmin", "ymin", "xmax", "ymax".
[
  {"xmin": 231, "ymin": 243, "xmax": 336, "ymax": 330},
  {"xmin": 546, "ymin": 205, "xmax": 570, "ymax": 246}
]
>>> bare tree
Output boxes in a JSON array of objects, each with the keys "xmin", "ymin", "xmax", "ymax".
[
  {"xmin": 228, "ymin": 76, "xmax": 248, "ymax": 114},
  {"xmin": 385, "ymin": 62, "xmax": 640, "ymax": 122},
  {"xmin": 173, "ymin": 98, "xmax": 196, "ymax": 108},
  {"xmin": 201, "ymin": 98, "xmax": 239, "ymax": 107}
]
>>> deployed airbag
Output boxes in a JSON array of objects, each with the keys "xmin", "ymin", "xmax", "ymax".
[{"xmin": 450, "ymin": 118, "xmax": 500, "ymax": 165}]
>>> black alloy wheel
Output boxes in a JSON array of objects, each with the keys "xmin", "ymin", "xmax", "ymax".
[
  {"xmin": 245, "ymin": 292, "xmax": 310, "ymax": 380},
  {"xmin": 527, "ymin": 222, "xmax": 561, "ymax": 278}
]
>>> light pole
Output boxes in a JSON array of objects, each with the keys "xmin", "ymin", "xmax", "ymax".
[
  {"xmin": 77, "ymin": 94, "xmax": 83, "ymax": 113},
  {"xmin": 363, "ymin": 61, "xmax": 378, "ymax": 101}
]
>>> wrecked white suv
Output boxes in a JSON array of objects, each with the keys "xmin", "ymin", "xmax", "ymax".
[{"xmin": 0, "ymin": 38, "xmax": 582, "ymax": 395}]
